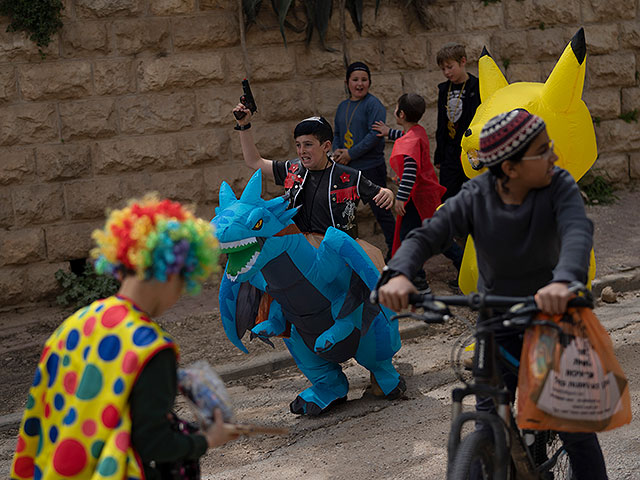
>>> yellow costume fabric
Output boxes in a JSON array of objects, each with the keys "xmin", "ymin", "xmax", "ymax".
[{"xmin": 11, "ymin": 295, "xmax": 177, "ymax": 480}]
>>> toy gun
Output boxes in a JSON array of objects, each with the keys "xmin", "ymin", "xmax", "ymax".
[{"xmin": 233, "ymin": 78, "xmax": 257, "ymax": 120}]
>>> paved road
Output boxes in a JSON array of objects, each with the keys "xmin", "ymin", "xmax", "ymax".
[{"xmin": 2, "ymin": 294, "xmax": 638, "ymax": 479}]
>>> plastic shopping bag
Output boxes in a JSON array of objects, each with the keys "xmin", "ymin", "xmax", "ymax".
[
  {"xmin": 177, "ymin": 360, "xmax": 234, "ymax": 425},
  {"xmin": 517, "ymin": 307, "xmax": 632, "ymax": 432}
]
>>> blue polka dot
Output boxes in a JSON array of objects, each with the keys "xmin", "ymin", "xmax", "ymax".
[
  {"xmin": 63, "ymin": 407, "xmax": 77, "ymax": 426},
  {"xmin": 66, "ymin": 329, "xmax": 80, "ymax": 351},
  {"xmin": 49, "ymin": 425, "xmax": 58, "ymax": 443},
  {"xmin": 34, "ymin": 465, "xmax": 42, "ymax": 480},
  {"xmin": 24, "ymin": 417, "xmax": 40, "ymax": 436},
  {"xmin": 113, "ymin": 378, "xmax": 125, "ymax": 395},
  {"xmin": 83, "ymin": 346, "xmax": 90, "ymax": 360},
  {"xmin": 46, "ymin": 353, "xmax": 59, "ymax": 388},
  {"xmin": 126, "ymin": 321, "xmax": 134, "ymax": 327},
  {"xmin": 132, "ymin": 326, "xmax": 157, "ymax": 346},
  {"xmin": 32, "ymin": 367, "xmax": 42, "ymax": 387},
  {"xmin": 54, "ymin": 393, "xmax": 65, "ymax": 411},
  {"xmin": 96, "ymin": 304, "xmax": 104, "ymax": 312},
  {"xmin": 63, "ymin": 354, "xmax": 70, "ymax": 367},
  {"xmin": 98, "ymin": 335, "xmax": 121, "ymax": 361}
]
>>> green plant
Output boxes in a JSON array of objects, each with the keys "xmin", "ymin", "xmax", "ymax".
[
  {"xmin": 483, "ymin": 0, "xmax": 501, "ymax": 5},
  {"xmin": 578, "ymin": 173, "xmax": 618, "ymax": 205},
  {"xmin": 0, "ymin": 0, "xmax": 64, "ymax": 52},
  {"xmin": 55, "ymin": 262, "xmax": 120, "ymax": 310},
  {"xmin": 502, "ymin": 58, "xmax": 511, "ymax": 70},
  {"xmin": 539, "ymin": 22, "xmax": 546, "ymax": 30},
  {"xmin": 618, "ymin": 109, "xmax": 638, "ymax": 123},
  {"xmin": 592, "ymin": 115, "xmax": 601, "ymax": 127}
]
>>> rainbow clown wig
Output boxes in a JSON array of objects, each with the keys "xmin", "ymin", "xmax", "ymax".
[{"xmin": 91, "ymin": 194, "xmax": 219, "ymax": 295}]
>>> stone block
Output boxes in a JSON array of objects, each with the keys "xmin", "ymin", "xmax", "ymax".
[
  {"xmin": 0, "ymin": 103, "xmax": 58, "ymax": 146},
  {"xmin": 361, "ymin": 5, "xmax": 404, "ymax": 38},
  {"xmin": 76, "ymin": 0, "xmax": 145, "ymax": 17},
  {"xmin": 36, "ymin": 144, "xmax": 92, "ymax": 182},
  {"xmin": 583, "ymin": 88, "xmax": 621, "ymax": 120},
  {"xmin": 65, "ymin": 178, "xmax": 123, "ymax": 220},
  {"xmin": 505, "ymin": 0, "xmax": 580, "ymax": 28},
  {"xmin": 175, "ymin": 130, "xmax": 230, "ymax": 166},
  {"xmin": 313, "ymin": 79, "xmax": 350, "ymax": 118},
  {"xmin": 596, "ymin": 119, "xmax": 640, "ymax": 154},
  {"xmin": 93, "ymin": 135, "xmax": 178, "ymax": 173},
  {"xmin": 199, "ymin": 0, "xmax": 235, "ymax": 9},
  {"xmin": 0, "ymin": 29, "xmax": 59, "ymax": 63},
  {"xmin": 583, "ymin": 0, "xmax": 631, "ymax": 22},
  {"xmin": 26, "ymin": 262, "xmax": 66, "ymax": 302},
  {"xmin": 526, "ymin": 28, "xmax": 574, "ymax": 61},
  {"xmin": 173, "ymin": 14, "xmax": 239, "ymax": 50},
  {"xmin": 620, "ymin": 21, "xmax": 640, "ymax": 49},
  {"xmin": 113, "ymin": 18, "xmax": 171, "ymax": 55},
  {"xmin": 151, "ymin": 0, "xmax": 195, "ymax": 15},
  {"xmin": 254, "ymin": 83, "xmax": 314, "ymax": 122},
  {"xmin": 588, "ymin": 53, "xmax": 636, "ymax": 88},
  {"xmin": 45, "ymin": 222, "xmax": 100, "ymax": 262},
  {"xmin": 621, "ymin": 87, "xmax": 640, "ymax": 115},
  {"xmin": 583, "ymin": 24, "xmax": 619, "ymax": 55},
  {"xmin": 402, "ymin": 71, "xmax": 441, "ymax": 107},
  {"xmin": 61, "ymin": 21, "xmax": 109, "ymax": 57},
  {"xmin": 492, "ymin": 31, "xmax": 531, "ymax": 62},
  {"xmin": 196, "ymin": 86, "xmax": 239, "ymax": 127},
  {"xmin": 325, "ymin": 7, "xmax": 359, "ymax": 42},
  {"xmin": 591, "ymin": 154, "xmax": 629, "ymax": 183},
  {"xmin": 248, "ymin": 122, "xmax": 295, "ymax": 160},
  {"xmin": 295, "ymin": 46, "xmax": 345, "ymax": 78},
  {"xmin": 59, "ymin": 99, "xmax": 118, "ymax": 140},
  {"xmin": 19, "ymin": 62, "xmax": 93, "ymax": 101},
  {"xmin": 419, "ymin": 106, "xmax": 438, "ymax": 141},
  {"xmin": 138, "ymin": 54, "xmax": 225, "ymax": 92},
  {"xmin": 118, "ymin": 93, "xmax": 196, "ymax": 135},
  {"xmin": 0, "ymin": 189, "xmax": 13, "ymax": 228},
  {"xmin": 383, "ymin": 36, "xmax": 427, "ymax": 71},
  {"xmin": 408, "ymin": 2, "xmax": 455, "ymax": 33},
  {"xmin": 246, "ymin": 47, "xmax": 296, "ymax": 82},
  {"xmin": 0, "ymin": 148, "xmax": 35, "ymax": 185},
  {"xmin": 458, "ymin": 1, "xmax": 502, "ymax": 31},
  {"xmin": 94, "ymin": 59, "xmax": 136, "ymax": 95},
  {"xmin": 204, "ymin": 164, "xmax": 254, "ymax": 203},
  {"xmin": 0, "ymin": 266, "xmax": 27, "ymax": 306},
  {"xmin": 120, "ymin": 172, "xmax": 155, "ymax": 199},
  {"xmin": 0, "ymin": 66, "xmax": 17, "ymax": 103},
  {"xmin": 506, "ymin": 63, "xmax": 543, "ymax": 83},
  {"xmin": 0, "ymin": 228, "xmax": 46, "ymax": 266},
  {"xmin": 368, "ymin": 74, "xmax": 403, "ymax": 110},
  {"xmin": 348, "ymin": 40, "xmax": 383, "ymax": 72},
  {"xmin": 630, "ymin": 152, "xmax": 640, "ymax": 180},
  {"xmin": 149, "ymin": 169, "xmax": 205, "ymax": 203},
  {"xmin": 13, "ymin": 184, "xmax": 65, "ymax": 226}
]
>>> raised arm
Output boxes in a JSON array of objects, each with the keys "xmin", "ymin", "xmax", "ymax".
[{"xmin": 232, "ymin": 104, "xmax": 274, "ymax": 181}]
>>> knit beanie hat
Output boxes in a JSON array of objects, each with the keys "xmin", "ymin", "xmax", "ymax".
[
  {"xmin": 478, "ymin": 109, "xmax": 546, "ymax": 167},
  {"xmin": 346, "ymin": 61, "xmax": 371, "ymax": 82}
]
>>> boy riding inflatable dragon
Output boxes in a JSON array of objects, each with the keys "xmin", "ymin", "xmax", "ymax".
[{"xmin": 211, "ymin": 170, "xmax": 404, "ymax": 416}]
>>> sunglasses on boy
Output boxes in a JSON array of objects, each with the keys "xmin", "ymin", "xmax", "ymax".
[{"xmin": 521, "ymin": 140, "xmax": 555, "ymax": 161}]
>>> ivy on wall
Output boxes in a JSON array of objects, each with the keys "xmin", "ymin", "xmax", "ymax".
[{"xmin": 0, "ymin": 0, "xmax": 64, "ymax": 51}]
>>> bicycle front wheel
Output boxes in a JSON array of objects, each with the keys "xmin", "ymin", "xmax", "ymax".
[
  {"xmin": 531, "ymin": 431, "xmax": 575, "ymax": 480},
  {"xmin": 449, "ymin": 430, "xmax": 497, "ymax": 480}
]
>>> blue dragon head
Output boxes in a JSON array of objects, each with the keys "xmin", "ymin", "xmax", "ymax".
[{"xmin": 211, "ymin": 169, "xmax": 298, "ymax": 283}]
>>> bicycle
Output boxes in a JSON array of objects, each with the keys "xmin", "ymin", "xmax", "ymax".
[{"xmin": 371, "ymin": 278, "xmax": 594, "ymax": 480}]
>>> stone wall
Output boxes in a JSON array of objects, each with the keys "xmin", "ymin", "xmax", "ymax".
[{"xmin": 0, "ymin": 0, "xmax": 638, "ymax": 308}]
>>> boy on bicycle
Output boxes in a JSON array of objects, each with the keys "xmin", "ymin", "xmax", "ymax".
[{"xmin": 377, "ymin": 108, "xmax": 607, "ymax": 479}]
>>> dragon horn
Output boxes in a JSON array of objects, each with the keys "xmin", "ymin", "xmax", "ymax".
[
  {"xmin": 218, "ymin": 181, "xmax": 237, "ymax": 209},
  {"xmin": 240, "ymin": 169, "xmax": 263, "ymax": 202}
]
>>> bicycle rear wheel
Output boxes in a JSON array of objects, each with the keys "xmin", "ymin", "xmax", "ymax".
[
  {"xmin": 530, "ymin": 430, "xmax": 575, "ymax": 480},
  {"xmin": 449, "ymin": 430, "xmax": 497, "ymax": 480}
]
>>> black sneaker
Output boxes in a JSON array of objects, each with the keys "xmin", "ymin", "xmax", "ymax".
[{"xmin": 412, "ymin": 276, "xmax": 431, "ymax": 293}]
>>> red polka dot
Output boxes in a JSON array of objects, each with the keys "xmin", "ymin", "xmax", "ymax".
[
  {"xmin": 44, "ymin": 403, "xmax": 51, "ymax": 419},
  {"xmin": 52, "ymin": 439, "xmax": 87, "ymax": 476},
  {"xmin": 101, "ymin": 305, "xmax": 127, "ymax": 328},
  {"xmin": 63, "ymin": 372, "xmax": 78, "ymax": 395},
  {"xmin": 101, "ymin": 404, "xmax": 119, "ymax": 429},
  {"xmin": 16, "ymin": 436, "xmax": 26, "ymax": 453},
  {"xmin": 41, "ymin": 392, "xmax": 46, "ymax": 404},
  {"xmin": 58, "ymin": 339, "xmax": 64, "ymax": 349},
  {"xmin": 115, "ymin": 431, "xmax": 130, "ymax": 452},
  {"xmin": 39, "ymin": 346, "xmax": 51, "ymax": 363},
  {"xmin": 82, "ymin": 419, "xmax": 97, "ymax": 437},
  {"xmin": 83, "ymin": 316, "xmax": 96, "ymax": 336},
  {"xmin": 13, "ymin": 456, "xmax": 34, "ymax": 478},
  {"xmin": 140, "ymin": 315, "xmax": 151, "ymax": 323},
  {"xmin": 122, "ymin": 351, "xmax": 139, "ymax": 374}
]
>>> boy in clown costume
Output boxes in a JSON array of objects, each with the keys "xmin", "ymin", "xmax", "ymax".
[{"xmin": 11, "ymin": 195, "xmax": 238, "ymax": 480}]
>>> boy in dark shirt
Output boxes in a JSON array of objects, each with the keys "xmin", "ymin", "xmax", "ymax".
[{"xmin": 434, "ymin": 42, "xmax": 481, "ymax": 201}]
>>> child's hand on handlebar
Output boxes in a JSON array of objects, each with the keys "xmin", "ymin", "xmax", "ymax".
[
  {"xmin": 534, "ymin": 282, "xmax": 573, "ymax": 316},
  {"xmin": 378, "ymin": 274, "xmax": 417, "ymax": 312}
]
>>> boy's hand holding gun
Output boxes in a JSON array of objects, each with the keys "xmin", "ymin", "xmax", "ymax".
[{"xmin": 233, "ymin": 78, "xmax": 257, "ymax": 130}]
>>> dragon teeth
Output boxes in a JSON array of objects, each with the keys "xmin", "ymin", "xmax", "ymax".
[{"xmin": 219, "ymin": 236, "xmax": 258, "ymax": 250}]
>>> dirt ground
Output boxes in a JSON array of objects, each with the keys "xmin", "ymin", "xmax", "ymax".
[{"xmin": 1, "ymin": 185, "xmax": 638, "ymax": 421}]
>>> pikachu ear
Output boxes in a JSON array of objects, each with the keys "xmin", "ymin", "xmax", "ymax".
[
  {"xmin": 541, "ymin": 28, "xmax": 587, "ymax": 113},
  {"xmin": 478, "ymin": 46, "xmax": 508, "ymax": 103}
]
